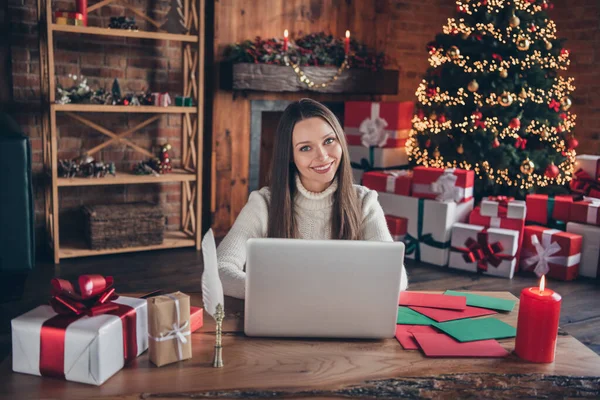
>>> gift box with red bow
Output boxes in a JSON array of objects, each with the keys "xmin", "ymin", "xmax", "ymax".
[
  {"xmin": 378, "ymin": 192, "xmax": 474, "ymax": 266},
  {"xmin": 469, "ymin": 206, "xmax": 525, "ymax": 271},
  {"xmin": 525, "ymin": 194, "xmax": 573, "ymax": 228},
  {"xmin": 449, "ymin": 222, "xmax": 519, "ymax": 279},
  {"xmin": 385, "ymin": 215, "xmax": 408, "ymax": 242},
  {"xmin": 11, "ymin": 275, "xmax": 148, "ymax": 385},
  {"xmin": 363, "ymin": 170, "xmax": 412, "ymax": 196},
  {"xmin": 411, "ymin": 166, "xmax": 475, "ymax": 203},
  {"xmin": 569, "ymin": 197, "xmax": 600, "ymax": 226},
  {"xmin": 520, "ymin": 226, "xmax": 582, "ymax": 281},
  {"xmin": 344, "ymin": 101, "xmax": 413, "ymax": 149},
  {"xmin": 480, "ymin": 196, "xmax": 526, "ymax": 220},
  {"xmin": 566, "ymin": 222, "xmax": 600, "ymax": 279},
  {"xmin": 575, "ymin": 155, "xmax": 600, "ymax": 180}
]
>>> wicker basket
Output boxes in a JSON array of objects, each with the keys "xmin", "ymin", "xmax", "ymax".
[{"xmin": 82, "ymin": 203, "xmax": 165, "ymax": 250}]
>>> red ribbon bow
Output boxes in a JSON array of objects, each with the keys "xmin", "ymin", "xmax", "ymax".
[
  {"xmin": 570, "ymin": 168, "xmax": 600, "ymax": 196},
  {"xmin": 462, "ymin": 232, "xmax": 505, "ymax": 272},
  {"xmin": 486, "ymin": 196, "xmax": 515, "ymax": 208},
  {"xmin": 515, "ymin": 137, "xmax": 527, "ymax": 150},
  {"xmin": 474, "ymin": 119, "xmax": 486, "ymax": 129},
  {"xmin": 50, "ymin": 275, "xmax": 119, "ymax": 317},
  {"xmin": 549, "ymin": 99, "xmax": 561, "ymax": 112}
]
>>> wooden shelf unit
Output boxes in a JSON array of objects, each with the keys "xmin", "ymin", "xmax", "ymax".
[{"xmin": 38, "ymin": 0, "xmax": 206, "ymax": 263}]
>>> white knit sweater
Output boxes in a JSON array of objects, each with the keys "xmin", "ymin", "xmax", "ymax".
[{"xmin": 216, "ymin": 175, "xmax": 409, "ymax": 299}]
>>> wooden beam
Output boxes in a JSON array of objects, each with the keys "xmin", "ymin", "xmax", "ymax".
[
  {"xmin": 87, "ymin": 0, "xmax": 116, "ymax": 13},
  {"xmin": 85, "ymin": 115, "xmax": 160, "ymax": 156}
]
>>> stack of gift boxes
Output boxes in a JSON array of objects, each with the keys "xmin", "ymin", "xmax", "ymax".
[{"xmin": 359, "ymin": 152, "xmax": 600, "ymax": 282}]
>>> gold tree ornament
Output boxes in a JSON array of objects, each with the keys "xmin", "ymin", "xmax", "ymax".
[
  {"xmin": 433, "ymin": 147, "xmax": 441, "ymax": 158},
  {"xmin": 447, "ymin": 46, "xmax": 460, "ymax": 59},
  {"xmin": 430, "ymin": 111, "xmax": 438, "ymax": 121},
  {"xmin": 498, "ymin": 92, "xmax": 514, "ymax": 107},
  {"xmin": 468, "ymin": 79, "xmax": 479, "ymax": 92},
  {"xmin": 499, "ymin": 69, "xmax": 508, "ymax": 78},
  {"xmin": 520, "ymin": 159, "xmax": 535, "ymax": 175},
  {"xmin": 461, "ymin": 32, "xmax": 469, "ymax": 40},
  {"xmin": 545, "ymin": 40, "xmax": 553, "ymax": 50},
  {"xmin": 509, "ymin": 14, "xmax": 520, "ymax": 28},
  {"xmin": 560, "ymin": 96, "xmax": 572, "ymax": 111},
  {"xmin": 517, "ymin": 37, "xmax": 531, "ymax": 51},
  {"xmin": 519, "ymin": 88, "xmax": 528, "ymax": 99},
  {"xmin": 457, "ymin": 144, "xmax": 464, "ymax": 154}
]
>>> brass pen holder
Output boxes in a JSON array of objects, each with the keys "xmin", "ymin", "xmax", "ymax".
[{"xmin": 212, "ymin": 303, "xmax": 224, "ymax": 368}]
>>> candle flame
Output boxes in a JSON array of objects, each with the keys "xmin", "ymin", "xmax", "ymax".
[
  {"xmin": 284, "ymin": 29, "xmax": 288, "ymax": 38},
  {"xmin": 539, "ymin": 275, "xmax": 546, "ymax": 293},
  {"xmin": 345, "ymin": 30, "xmax": 350, "ymax": 38}
]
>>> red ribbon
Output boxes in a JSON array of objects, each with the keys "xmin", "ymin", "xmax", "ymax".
[
  {"xmin": 39, "ymin": 275, "xmax": 138, "ymax": 380},
  {"xmin": 549, "ymin": 99, "xmax": 561, "ymax": 112},
  {"xmin": 515, "ymin": 137, "xmax": 527, "ymax": 150},
  {"xmin": 487, "ymin": 196, "xmax": 515, "ymax": 208},
  {"xmin": 570, "ymin": 168, "xmax": 600, "ymax": 197},
  {"xmin": 455, "ymin": 231, "xmax": 513, "ymax": 272}
]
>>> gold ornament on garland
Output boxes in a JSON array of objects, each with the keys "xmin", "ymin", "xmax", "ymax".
[
  {"xmin": 560, "ymin": 96, "xmax": 572, "ymax": 111},
  {"xmin": 468, "ymin": 79, "xmax": 479, "ymax": 92},
  {"xmin": 517, "ymin": 37, "xmax": 531, "ymax": 51},
  {"xmin": 545, "ymin": 40, "xmax": 553, "ymax": 50},
  {"xmin": 447, "ymin": 46, "xmax": 460, "ymax": 60},
  {"xmin": 519, "ymin": 88, "xmax": 527, "ymax": 99},
  {"xmin": 284, "ymin": 55, "xmax": 348, "ymax": 89},
  {"xmin": 461, "ymin": 32, "xmax": 469, "ymax": 40},
  {"xmin": 498, "ymin": 92, "xmax": 514, "ymax": 107},
  {"xmin": 456, "ymin": 144, "xmax": 464, "ymax": 154},
  {"xmin": 509, "ymin": 14, "xmax": 520, "ymax": 28},
  {"xmin": 499, "ymin": 68, "xmax": 508, "ymax": 78},
  {"xmin": 430, "ymin": 111, "xmax": 438, "ymax": 121},
  {"xmin": 520, "ymin": 159, "xmax": 535, "ymax": 175},
  {"xmin": 433, "ymin": 147, "xmax": 441, "ymax": 158}
]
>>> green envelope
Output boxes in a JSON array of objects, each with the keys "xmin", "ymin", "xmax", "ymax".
[
  {"xmin": 434, "ymin": 317, "xmax": 517, "ymax": 342},
  {"xmin": 444, "ymin": 290, "xmax": 516, "ymax": 312},
  {"xmin": 397, "ymin": 306, "xmax": 437, "ymax": 325}
]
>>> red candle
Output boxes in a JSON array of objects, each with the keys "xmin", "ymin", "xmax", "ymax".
[
  {"xmin": 344, "ymin": 30, "xmax": 350, "ymax": 56},
  {"xmin": 515, "ymin": 276, "xmax": 562, "ymax": 363},
  {"xmin": 76, "ymin": 0, "xmax": 87, "ymax": 26},
  {"xmin": 283, "ymin": 29, "xmax": 289, "ymax": 52}
]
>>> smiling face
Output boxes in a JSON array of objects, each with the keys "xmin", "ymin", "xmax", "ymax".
[{"xmin": 292, "ymin": 117, "xmax": 343, "ymax": 193}]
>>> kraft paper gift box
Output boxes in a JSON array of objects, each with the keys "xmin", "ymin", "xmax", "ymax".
[
  {"xmin": 363, "ymin": 170, "xmax": 412, "ymax": 196},
  {"xmin": 378, "ymin": 192, "xmax": 474, "ymax": 266},
  {"xmin": 469, "ymin": 206, "xmax": 525, "ymax": 272},
  {"xmin": 569, "ymin": 197, "xmax": 600, "ymax": 226},
  {"xmin": 566, "ymin": 222, "xmax": 600, "ymax": 279},
  {"xmin": 525, "ymin": 194, "xmax": 573, "ymax": 228},
  {"xmin": 385, "ymin": 215, "xmax": 408, "ymax": 242},
  {"xmin": 411, "ymin": 166, "xmax": 475, "ymax": 203},
  {"xmin": 481, "ymin": 196, "xmax": 527, "ymax": 220},
  {"xmin": 11, "ymin": 276, "xmax": 148, "ymax": 386},
  {"xmin": 344, "ymin": 101, "xmax": 413, "ymax": 149},
  {"xmin": 520, "ymin": 225, "xmax": 582, "ymax": 281},
  {"xmin": 148, "ymin": 291, "xmax": 192, "ymax": 367},
  {"xmin": 449, "ymin": 223, "xmax": 519, "ymax": 279}
]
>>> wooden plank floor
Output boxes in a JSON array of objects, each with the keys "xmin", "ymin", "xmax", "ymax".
[{"xmin": 1, "ymin": 246, "xmax": 599, "ymax": 364}]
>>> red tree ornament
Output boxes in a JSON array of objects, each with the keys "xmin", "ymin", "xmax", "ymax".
[
  {"xmin": 159, "ymin": 143, "xmax": 173, "ymax": 174},
  {"xmin": 556, "ymin": 125, "xmax": 564, "ymax": 134},
  {"xmin": 559, "ymin": 113, "xmax": 567, "ymax": 120},
  {"xmin": 542, "ymin": 2, "xmax": 549, "ymax": 10},
  {"xmin": 509, "ymin": 118, "xmax": 521, "ymax": 129},
  {"xmin": 492, "ymin": 138, "xmax": 500, "ymax": 148},
  {"xmin": 545, "ymin": 163, "xmax": 559, "ymax": 178},
  {"xmin": 438, "ymin": 114, "xmax": 447, "ymax": 123},
  {"xmin": 418, "ymin": 110, "xmax": 425, "ymax": 119},
  {"xmin": 472, "ymin": 110, "xmax": 483, "ymax": 120},
  {"xmin": 567, "ymin": 137, "xmax": 579, "ymax": 149},
  {"xmin": 425, "ymin": 139, "xmax": 432, "ymax": 147},
  {"xmin": 529, "ymin": 24, "xmax": 537, "ymax": 32}
]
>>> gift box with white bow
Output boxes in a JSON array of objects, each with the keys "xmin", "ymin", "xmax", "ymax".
[
  {"xmin": 344, "ymin": 101, "xmax": 413, "ymax": 149},
  {"xmin": 378, "ymin": 192, "xmax": 473, "ymax": 266},
  {"xmin": 411, "ymin": 166, "xmax": 474, "ymax": 203},
  {"xmin": 385, "ymin": 215, "xmax": 408, "ymax": 242},
  {"xmin": 481, "ymin": 196, "xmax": 526, "ymax": 220},
  {"xmin": 520, "ymin": 225, "xmax": 582, "ymax": 281},
  {"xmin": 11, "ymin": 275, "xmax": 148, "ymax": 386},
  {"xmin": 566, "ymin": 222, "xmax": 600, "ymax": 279},
  {"xmin": 148, "ymin": 291, "xmax": 192, "ymax": 367},
  {"xmin": 569, "ymin": 197, "xmax": 600, "ymax": 226},
  {"xmin": 449, "ymin": 223, "xmax": 519, "ymax": 279},
  {"xmin": 363, "ymin": 170, "xmax": 412, "ymax": 196}
]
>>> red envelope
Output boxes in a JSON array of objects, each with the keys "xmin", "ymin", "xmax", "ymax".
[
  {"xmin": 409, "ymin": 305, "xmax": 497, "ymax": 323},
  {"xmin": 395, "ymin": 325, "xmax": 441, "ymax": 350},
  {"xmin": 399, "ymin": 292, "xmax": 467, "ymax": 310},
  {"xmin": 412, "ymin": 333, "xmax": 509, "ymax": 357}
]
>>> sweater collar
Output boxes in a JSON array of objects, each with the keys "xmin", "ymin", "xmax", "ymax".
[{"xmin": 294, "ymin": 174, "xmax": 338, "ymax": 210}]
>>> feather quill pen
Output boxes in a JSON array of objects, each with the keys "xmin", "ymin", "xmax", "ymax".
[{"xmin": 201, "ymin": 228, "xmax": 225, "ymax": 367}]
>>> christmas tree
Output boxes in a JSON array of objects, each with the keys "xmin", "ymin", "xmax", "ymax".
[{"xmin": 407, "ymin": 0, "xmax": 577, "ymax": 198}]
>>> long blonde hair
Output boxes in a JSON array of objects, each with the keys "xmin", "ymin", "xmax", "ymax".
[{"xmin": 267, "ymin": 98, "xmax": 361, "ymax": 240}]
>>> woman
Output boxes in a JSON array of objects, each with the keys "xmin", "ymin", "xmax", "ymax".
[{"xmin": 217, "ymin": 98, "xmax": 408, "ymax": 299}]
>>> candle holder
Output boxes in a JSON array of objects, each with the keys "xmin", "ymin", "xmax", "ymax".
[
  {"xmin": 212, "ymin": 303, "xmax": 224, "ymax": 368},
  {"xmin": 515, "ymin": 276, "xmax": 562, "ymax": 363}
]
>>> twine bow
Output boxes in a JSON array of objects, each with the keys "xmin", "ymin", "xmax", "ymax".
[
  {"xmin": 522, "ymin": 234, "xmax": 563, "ymax": 277},
  {"xmin": 148, "ymin": 294, "xmax": 191, "ymax": 361}
]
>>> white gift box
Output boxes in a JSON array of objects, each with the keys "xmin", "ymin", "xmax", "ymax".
[
  {"xmin": 12, "ymin": 296, "xmax": 148, "ymax": 386},
  {"xmin": 566, "ymin": 222, "xmax": 600, "ymax": 278},
  {"xmin": 449, "ymin": 222, "xmax": 519, "ymax": 279},
  {"xmin": 480, "ymin": 197, "xmax": 527, "ymax": 220},
  {"xmin": 575, "ymin": 154, "xmax": 600, "ymax": 180},
  {"xmin": 378, "ymin": 192, "xmax": 474, "ymax": 266}
]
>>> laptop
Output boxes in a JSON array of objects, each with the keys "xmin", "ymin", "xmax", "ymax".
[{"xmin": 244, "ymin": 238, "xmax": 405, "ymax": 339}]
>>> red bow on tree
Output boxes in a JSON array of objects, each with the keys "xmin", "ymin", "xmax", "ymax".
[
  {"xmin": 492, "ymin": 53, "xmax": 503, "ymax": 62},
  {"xmin": 548, "ymin": 99, "xmax": 561, "ymax": 112},
  {"xmin": 515, "ymin": 137, "xmax": 527, "ymax": 149},
  {"xmin": 474, "ymin": 119, "xmax": 486, "ymax": 129},
  {"xmin": 462, "ymin": 232, "xmax": 505, "ymax": 272},
  {"xmin": 50, "ymin": 275, "xmax": 119, "ymax": 317}
]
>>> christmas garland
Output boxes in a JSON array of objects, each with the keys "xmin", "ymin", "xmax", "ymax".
[{"xmin": 224, "ymin": 32, "xmax": 389, "ymax": 71}]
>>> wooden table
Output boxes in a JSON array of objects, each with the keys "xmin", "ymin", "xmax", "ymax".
[{"xmin": 2, "ymin": 291, "xmax": 600, "ymax": 399}]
